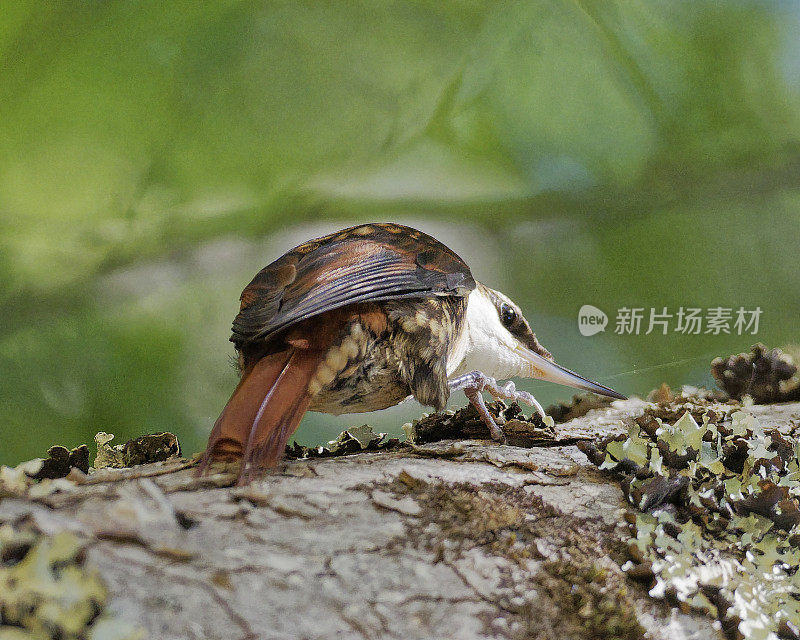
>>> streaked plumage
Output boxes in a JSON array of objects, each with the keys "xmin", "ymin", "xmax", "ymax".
[{"xmin": 200, "ymin": 223, "xmax": 624, "ymax": 483}]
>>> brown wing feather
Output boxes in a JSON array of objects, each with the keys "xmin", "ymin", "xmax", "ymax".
[{"xmin": 231, "ymin": 223, "xmax": 474, "ymax": 346}]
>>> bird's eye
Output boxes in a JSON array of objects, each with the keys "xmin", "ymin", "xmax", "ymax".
[{"xmin": 500, "ymin": 303, "xmax": 517, "ymax": 327}]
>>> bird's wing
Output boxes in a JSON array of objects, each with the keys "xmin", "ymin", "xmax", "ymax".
[{"xmin": 231, "ymin": 223, "xmax": 475, "ymax": 345}]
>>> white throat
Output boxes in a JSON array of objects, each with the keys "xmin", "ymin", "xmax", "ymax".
[{"xmin": 447, "ymin": 288, "xmax": 528, "ymax": 381}]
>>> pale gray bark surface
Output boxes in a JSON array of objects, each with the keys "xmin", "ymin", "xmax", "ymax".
[{"xmin": 4, "ymin": 399, "xmax": 799, "ymax": 640}]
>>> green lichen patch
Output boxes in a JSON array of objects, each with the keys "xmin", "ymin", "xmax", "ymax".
[
  {"xmin": 120, "ymin": 432, "xmax": 180, "ymax": 467},
  {"xmin": 643, "ymin": 393, "xmax": 738, "ymax": 429},
  {"xmin": 94, "ymin": 432, "xmax": 180, "ymax": 470},
  {"xmin": 581, "ymin": 406, "xmax": 800, "ymax": 639},
  {"xmin": 387, "ymin": 475, "xmax": 646, "ymax": 640},
  {"xmin": 0, "ymin": 529, "xmax": 142, "ymax": 640},
  {"xmin": 403, "ymin": 400, "xmax": 558, "ymax": 447},
  {"xmin": 285, "ymin": 424, "xmax": 401, "ymax": 459}
]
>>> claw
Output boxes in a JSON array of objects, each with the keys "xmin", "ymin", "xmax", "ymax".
[
  {"xmin": 506, "ymin": 387, "xmax": 546, "ymax": 419},
  {"xmin": 449, "ymin": 370, "xmax": 547, "ymax": 442},
  {"xmin": 464, "ymin": 387, "xmax": 505, "ymax": 441}
]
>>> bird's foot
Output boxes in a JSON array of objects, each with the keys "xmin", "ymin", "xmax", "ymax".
[{"xmin": 449, "ymin": 371, "xmax": 547, "ymax": 442}]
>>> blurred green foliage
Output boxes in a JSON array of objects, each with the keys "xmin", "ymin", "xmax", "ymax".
[{"xmin": 1, "ymin": 0, "xmax": 799, "ymax": 464}]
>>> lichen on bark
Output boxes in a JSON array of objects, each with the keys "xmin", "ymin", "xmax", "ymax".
[{"xmin": 2, "ymin": 349, "xmax": 799, "ymax": 639}]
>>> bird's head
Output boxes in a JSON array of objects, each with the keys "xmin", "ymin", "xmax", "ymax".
[{"xmin": 458, "ymin": 283, "xmax": 626, "ymax": 400}]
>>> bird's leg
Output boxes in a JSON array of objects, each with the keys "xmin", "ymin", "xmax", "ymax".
[{"xmin": 449, "ymin": 371, "xmax": 547, "ymax": 441}]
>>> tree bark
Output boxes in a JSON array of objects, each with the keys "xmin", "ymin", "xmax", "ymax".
[{"xmin": 3, "ymin": 399, "xmax": 799, "ymax": 640}]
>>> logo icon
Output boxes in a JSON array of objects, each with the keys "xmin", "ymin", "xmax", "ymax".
[{"xmin": 578, "ymin": 305, "xmax": 608, "ymax": 336}]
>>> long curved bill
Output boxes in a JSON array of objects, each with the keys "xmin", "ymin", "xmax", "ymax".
[{"xmin": 515, "ymin": 345, "xmax": 627, "ymax": 400}]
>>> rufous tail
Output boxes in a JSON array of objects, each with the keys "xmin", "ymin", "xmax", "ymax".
[{"xmin": 199, "ymin": 345, "xmax": 324, "ymax": 483}]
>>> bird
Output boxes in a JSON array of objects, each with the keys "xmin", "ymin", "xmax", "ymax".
[{"xmin": 200, "ymin": 223, "xmax": 625, "ymax": 483}]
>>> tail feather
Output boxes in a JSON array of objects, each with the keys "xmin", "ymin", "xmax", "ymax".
[
  {"xmin": 199, "ymin": 346, "xmax": 324, "ymax": 481},
  {"xmin": 248, "ymin": 392, "xmax": 312, "ymax": 481}
]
